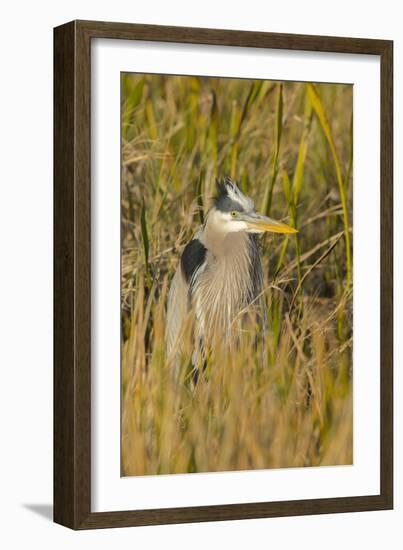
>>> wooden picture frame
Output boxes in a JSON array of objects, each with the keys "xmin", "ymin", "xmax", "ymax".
[{"xmin": 54, "ymin": 19, "xmax": 393, "ymax": 529}]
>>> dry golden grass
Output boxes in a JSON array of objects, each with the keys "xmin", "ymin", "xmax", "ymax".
[{"xmin": 121, "ymin": 75, "xmax": 353, "ymax": 476}]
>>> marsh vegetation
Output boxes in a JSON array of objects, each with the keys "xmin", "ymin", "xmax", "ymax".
[{"xmin": 121, "ymin": 75, "xmax": 353, "ymax": 475}]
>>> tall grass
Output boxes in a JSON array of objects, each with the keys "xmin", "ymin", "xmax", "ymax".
[{"xmin": 121, "ymin": 75, "xmax": 353, "ymax": 476}]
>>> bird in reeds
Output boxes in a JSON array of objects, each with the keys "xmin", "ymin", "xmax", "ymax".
[{"xmin": 166, "ymin": 177, "xmax": 296, "ymax": 376}]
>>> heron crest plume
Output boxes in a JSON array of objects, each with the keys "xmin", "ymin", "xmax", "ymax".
[{"xmin": 214, "ymin": 176, "xmax": 255, "ymax": 213}]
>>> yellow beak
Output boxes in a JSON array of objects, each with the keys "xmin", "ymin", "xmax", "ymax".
[{"xmin": 243, "ymin": 213, "xmax": 297, "ymax": 234}]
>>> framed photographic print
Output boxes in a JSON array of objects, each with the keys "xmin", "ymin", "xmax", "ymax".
[{"xmin": 54, "ymin": 20, "xmax": 393, "ymax": 529}]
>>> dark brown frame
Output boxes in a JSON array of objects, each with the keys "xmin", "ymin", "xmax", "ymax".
[{"xmin": 54, "ymin": 19, "xmax": 393, "ymax": 530}]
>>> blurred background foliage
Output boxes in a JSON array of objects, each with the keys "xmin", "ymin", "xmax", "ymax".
[{"xmin": 121, "ymin": 74, "xmax": 353, "ymax": 476}]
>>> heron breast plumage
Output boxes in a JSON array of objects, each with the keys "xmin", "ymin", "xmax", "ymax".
[{"xmin": 167, "ymin": 230, "xmax": 263, "ymax": 364}]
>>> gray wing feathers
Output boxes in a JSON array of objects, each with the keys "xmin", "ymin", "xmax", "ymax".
[
  {"xmin": 166, "ymin": 267, "xmax": 189, "ymax": 357},
  {"xmin": 166, "ymin": 235, "xmax": 207, "ymax": 359}
]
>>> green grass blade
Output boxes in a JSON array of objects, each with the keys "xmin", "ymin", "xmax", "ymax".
[
  {"xmin": 293, "ymin": 93, "xmax": 313, "ymax": 205},
  {"xmin": 229, "ymin": 99, "xmax": 240, "ymax": 178},
  {"xmin": 281, "ymin": 167, "xmax": 293, "ymax": 210},
  {"xmin": 207, "ymin": 89, "xmax": 218, "ymax": 186},
  {"xmin": 281, "ymin": 169, "xmax": 302, "ymax": 312},
  {"xmin": 262, "ymin": 83, "xmax": 283, "ymax": 215},
  {"xmin": 307, "ymin": 83, "xmax": 352, "ymax": 286},
  {"xmin": 140, "ymin": 198, "xmax": 151, "ymax": 287},
  {"xmin": 344, "ymin": 111, "xmax": 353, "ymax": 191},
  {"xmin": 196, "ymin": 172, "xmax": 204, "ymax": 225}
]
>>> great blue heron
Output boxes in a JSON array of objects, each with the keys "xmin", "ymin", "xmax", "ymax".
[{"xmin": 166, "ymin": 177, "xmax": 296, "ymax": 375}]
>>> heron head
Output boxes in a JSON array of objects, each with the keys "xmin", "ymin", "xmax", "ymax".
[{"xmin": 211, "ymin": 177, "xmax": 297, "ymax": 235}]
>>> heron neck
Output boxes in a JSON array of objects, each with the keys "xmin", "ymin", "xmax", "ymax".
[{"xmin": 201, "ymin": 220, "xmax": 249, "ymax": 260}]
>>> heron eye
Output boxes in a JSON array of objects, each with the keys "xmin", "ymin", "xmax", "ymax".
[{"xmin": 230, "ymin": 211, "xmax": 237, "ymax": 218}]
